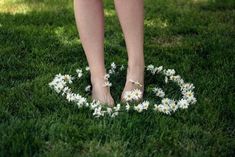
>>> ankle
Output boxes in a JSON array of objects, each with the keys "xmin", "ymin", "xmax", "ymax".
[
  {"xmin": 128, "ymin": 60, "xmax": 145, "ymax": 71},
  {"xmin": 127, "ymin": 63, "xmax": 144, "ymax": 75},
  {"xmin": 90, "ymin": 71, "xmax": 106, "ymax": 83}
]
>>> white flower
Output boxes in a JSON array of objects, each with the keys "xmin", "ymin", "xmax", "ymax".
[
  {"xmin": 183, "ymin": 91, "xmax": 194, "ymax": 100},
  {"xmin": 147, "ymin": 64, "xmax": 154, "ymax": 71},
  {"xmin": 154, "ymin": 104, "xmax": 163, "ymax": 112},
  {"xmin": 169, "ymin": 100, "xmax": 178, "ymax": 112},
  {"xmin": 90, "ymin": 100, "xmax": 100, "ymax": 109},
  {"xmin": 111, "ymin": 62, "xmax": 116, "ymax": 69},
  {"xmin": 78, "ymin": 97, "xmax": 87, "ymax": 105},
  {"xmin": 157, "ymin": 90, "xmax": 165, "ymax": 98},
  {"xmin": 49, "ymin": 63, "xmax": 197, "ymax": 118},
  {"xmin": 153, "ymin": 104, "xmax": 159, "ymax": 111},
  {"xmin": 64, "ymin": 75, "xmax": 73, "ymax": 84},
  {"xmin": 161, "ymin": 105, "xmax": 171, "ymax": 114},
  {"xmin": 154, "ymin": 104, "xmax": 171, "ymax": 114},
  {"xmin": 123, "ymin": 91, "xmax": 133, "ymax": 102},
  {"xmin": 76, "ymin": 69, "xmax": 83, "ymax": 78},
  {"xmin": 106, "ymin": 107, "xmax": 113, "ymax": 115},
  {"xmin": 142, "ymin": 101, "xmax": 149, "ymax": 110},
  {"xmin": 104, "ymin": 74, "xmax": 110, "ymax": 80},
  {"xmin": 66, "ymin": 93, "xmax": 75, "ymax": 102},
  {"xmin": 125, "ymin": 103, "xmax": 130, "ymax": 111},
  {"xmin": 103, "ymin": 74, "xmax": 112, "ymax": 87},
  {"xmin": 120, "ymin": 65, "xmax": 124, "ymax": 71},
  {"xmin": 165, "ymin": 76, "xmax": 168, "ymax": 83},
  {"xmin": 181, "ymin": 83, "xmax": 195, "ymax": 92},
  {"xmin": 132, "ymin": 89, "xmax": 142, "ymax": 100},
  {"xmin": 93, "ymin": 106, "xmax": 104, "ymax": 117},
  {"xmin": 153, "ymin": 87, "xmax": 165, "ymax": 98},
  {"xmin": 147, "ymin": 65, "xmax": 157, "ymax": 74},
  {"xmin": 108, "ymin": 69, "xmax": 115, "ymax": 74},
  {"xmin": 85, "ymin": 85, "xmax": 91, "ymax": 92},
  {"xmin": 177, "ymin": 99, "xmax": 189, "ymax": 109},
  {"xmin": 85, "ymin": 66, "xmax": 90, "ymax": 71},
  {"xmin": 52, "ymin": 83, "xmax": 65, "ymax": 93},
  {"xmin": 62, "ymin": 87, "xmax": 71, "ymax": 96},
  {"xmin": 164, "ymin": 69, "xmax": 176, "ymax": 76},
  {"xmin": 134, "ymin": 104, "xmax": 144, "ymax": 113},
  {"xmin": 155, "ymin": 66, "xmax": 163, "ymax": 73},
  {"xmin": 183, "ymin": 92, "xmax": 197, "ymax": 104},
  {"xmin": 170, "ymin": 75, "xmax": 179, "ymax": 81},
  {"xmin": 111, "ymin": 112, "xmax": 119, "ymax": 117},
  {"xmin": 161, "ymin": 98, "xmax": 170, "ymax": 105},
  {"xmin": 104, "ymin": 81, "xmax": 112, "ymax": 87},
  {"xmin": 114, "ymin": 104, "xmax": 121, "ymax": 112},
  {"xmin": 84, "ymin": 102, "xmax": 89, "ymax": 107},
  {"xmin": 49, "ymin": 75, "xmax": 67, "ymax": 93},
  {"xmin": 177, "ymin": 79, "xmax": 184, "ymax": 86},
  {"xmin": 189, "ymin": 96, "xmax": 197, "ymax": 104}
]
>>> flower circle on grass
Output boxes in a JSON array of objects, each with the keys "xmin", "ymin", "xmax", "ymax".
[{"xmin": 49, "ymin": 63, "xmax": 197, "ymax": 118}]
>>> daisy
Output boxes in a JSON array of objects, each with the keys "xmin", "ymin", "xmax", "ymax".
[
  {"xmin": 162, "ymin": 105, "xmax": 171, "ymax": 115},
  {"xmin": 111, "ymin": 62, "xmax": 116, "ymax": 69},
  {"xmin": 155, "ymin": 66, "xmax": 163, "ymax": 73},
  {"xmin": 165, "ymin": 76, "xmax": 168, "ymax": 83},
  {"xmin": 177, "ymin": 99, "xmax": 189, "ymax": 109},
  {"xmin": 85, "ymin": 66, "xmax": 90, "ymax": 71},
  {"xmin": 106, "ymin": 107, "xmax": 113, "ymax": 115},
  {"xmin": 66, "ymin": 93, "xmax": 75, "ymax": 102},
  {"xmin": 153, "ymin": 87, "xmax": 165, "ymax": 98},
  {"xmin": 147, "ymin": 64, "xmax": 154, "ymax": 71},
  {"xmin": 134, "ymin": 104, "xmax": 144, "ymax": 113},
  {"xmin": 108, "ymin": 69, "xmax": 115, "ymax": 74},
  {"xmin": 120, "ymin": 65, "xmax": 124, "ymax": 71},
  {"xmin": 111, "ymin": 112, "xmax": 119, "ymax": 117},
  {"xmin": 63, "ymin": 74, "xmax": 73, "ymax": 84},
  {"xmin": 104, "ymin": 81, "xmax": 112, "ymax": 87},
  {"xmin": 156, "ymin": 90, "xmax": 165, "ymax": 98},
  {"xmin": 164, "ymin": 69, "xmax": 176, "ymax": 76},
  {"xmin": 181, "ymin": 83, "xmax": 195, "ymax": 92},
  {"xmin": 123, "ymin": 91, "xmax": 133, "ymax": 101},
  {"xmin": 85, "ymin": 85, "xmax": 91, "ymax": 92},
  {"xmin": 169, "ymin": 100, "xmax": 178, "ymax": 112},
  {"xmin": 161, "ymin": 98, "xmax": 170, "ymax": 105},
  {"xmin": 183, "ymin": 91, "xmax": 194, "ymax": 100},
  {"xmin": 76, "ymin": 69, "xmax": 83, "ymax": 78},
  {"xmin": 104, "ymin": 74, "xmax": 110, "ymax": 80},
  {"xmin": 114, "ymin": 104, "xmax": 121, "ymax": 112},
  {"xmin": 142, "ymin": 101, "xmax": 150, "ymax": 110},
  {"xmin": 93, "ymin": 106, "xmax": 103, "ymax": 117},
  {"xmin": 132, "ymin": 89, "xmax": 142, "ymax": 100},
  {"xmin": 125, "ymin": 103, "xmax": 130, "ymax": 111},
  {"xmin": 62, "ymin": 87, "xmax": 71, "ymax": 96}
]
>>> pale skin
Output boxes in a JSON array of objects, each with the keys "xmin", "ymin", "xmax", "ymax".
[{"xmin": 74, "ymin": 0, "xmax": 144, "ymax": 106}]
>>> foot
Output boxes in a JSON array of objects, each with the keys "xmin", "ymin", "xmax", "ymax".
[
  {"xmin": 91, "ymin": 75, "xmax": 114, "ymax": 107},
  {"xmin": 121, "ymin": 64, "xmax": 145, "ymax": 102}
]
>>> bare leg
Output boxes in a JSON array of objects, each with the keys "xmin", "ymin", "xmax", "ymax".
[
  {"xmin": 114, "ymin": 0, "xmax": 145, "ymax": 100},
  {"xmin": 74, "ymin": 0, "xmax": 114, "ymax": 106}
]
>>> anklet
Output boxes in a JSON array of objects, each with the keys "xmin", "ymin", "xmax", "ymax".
[{"xmin": 129, "ymin": 79, "xmax": 143, "ymax": 87}]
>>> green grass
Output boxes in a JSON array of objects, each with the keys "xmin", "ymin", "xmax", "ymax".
[{"xmin": 0, "ymin": 0, "xmax": 234, "ymax": 156}]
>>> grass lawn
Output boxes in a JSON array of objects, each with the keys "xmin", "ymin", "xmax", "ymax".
[{"xmin": 0, "ymin": 0, "xmax": 234, "ymax": 156}]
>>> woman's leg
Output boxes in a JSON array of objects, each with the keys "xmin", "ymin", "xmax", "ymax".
[
  {"xmin": 74, "ymin": 0, "xmax": 114, "ymax": 106},
  {"xmin": 114, "ymin": 0, "xmax": 145, "ymax": 99}
]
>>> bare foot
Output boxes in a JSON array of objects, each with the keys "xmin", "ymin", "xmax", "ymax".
[
  {"xmin": 91, "ymin": 76, "xmax": 114, "ymax": 107},
  {"xmin": 121, "ymin": 64, "xmax": 145, "ymax": 102}
]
